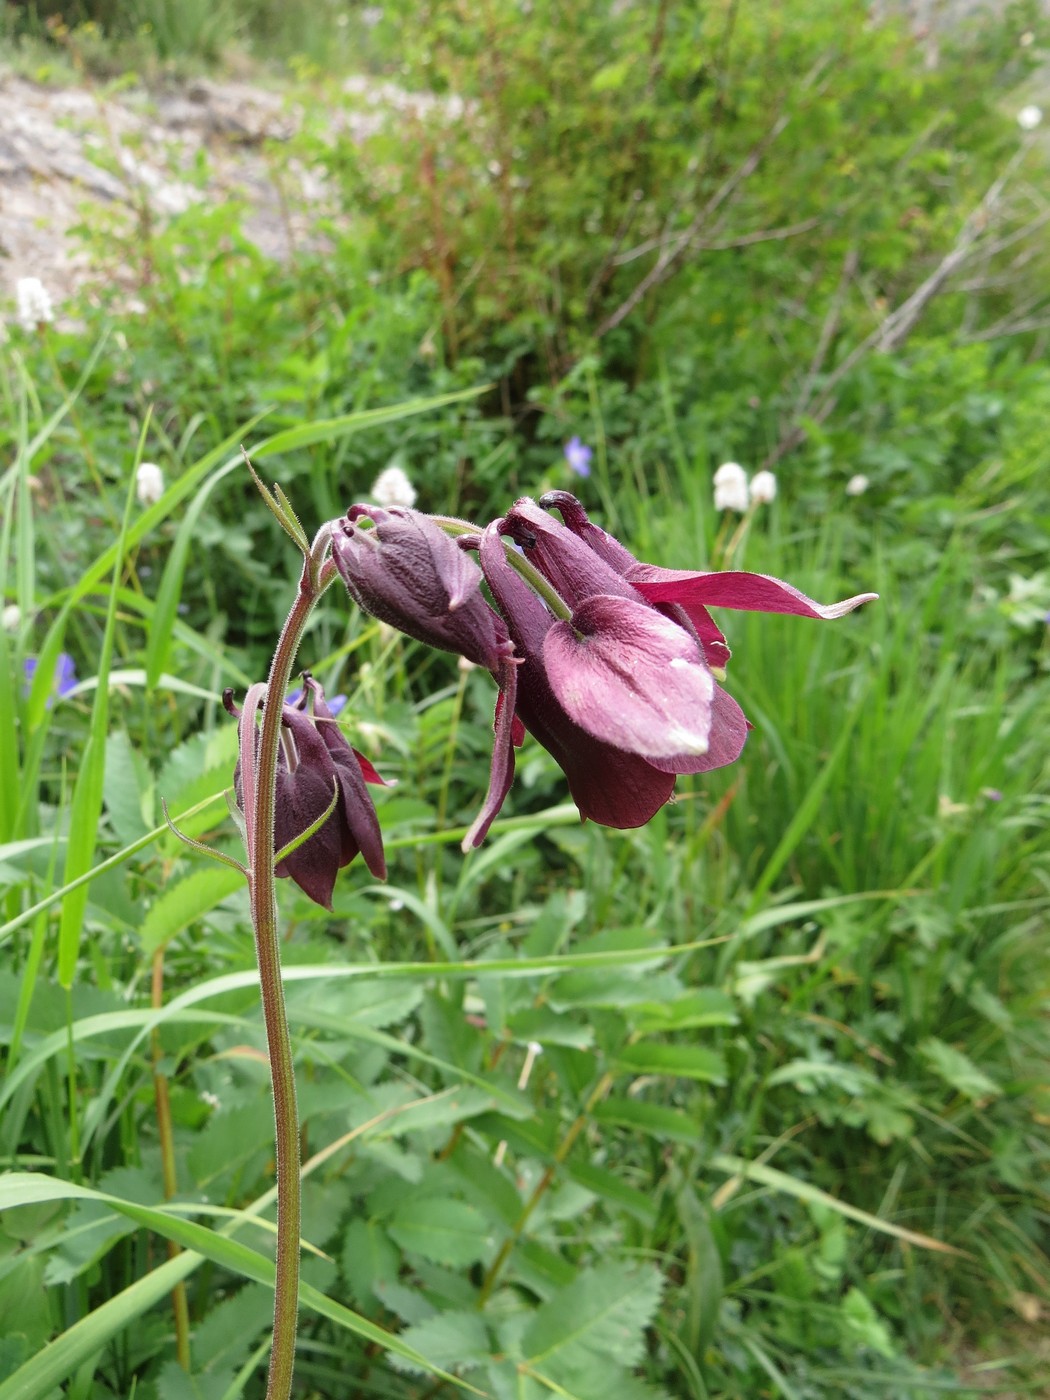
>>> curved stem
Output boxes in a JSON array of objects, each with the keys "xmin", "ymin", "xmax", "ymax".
[{"xmin": 248, "ymin": 555, "xmax": 337, "ymax": 1400}]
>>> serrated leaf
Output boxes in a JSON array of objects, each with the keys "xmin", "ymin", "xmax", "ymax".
[
  {"xmin": 614, "ymin": 1043, "xmax": 726, "ymax": 1084},
  {"xmin": 388, "ymin": 1197, "xmax": 494, "ymax": 1267},
  {"xmin": 140, "ymin": 866, "xmax": 245, "ymax": 954},
  {"xmin": 103, "ymin": 731, "xmax": 150, "ymax": 846},
  {"xmin": 390, "ymin": 1311, "xmax": 492, "ymax": 1375},
  {"xmin": 342, "ymin": 1219, "xmax": 399, "ymax": 1305},
  {"xmin": 920, "ymin": 1037, "xmax": 1000, "ymax": 1101},
  {"xmin": 522, "ymin": 1262, "xmax": 663, "ymax": 1370}
]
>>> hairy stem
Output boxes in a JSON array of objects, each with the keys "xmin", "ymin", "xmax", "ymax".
[{"xmin": 249, "ymin": 549, "xmax": 337, "ymax": 1400}]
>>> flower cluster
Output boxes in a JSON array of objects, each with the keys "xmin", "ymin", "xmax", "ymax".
[
  {"xmin": 224, "ymin": 676, "xmax": 386, "ymax": 909},
  {"xmin": 332, "ymin": 492, "xmax": 874, "ymax": 863},
  {"xmin": 713, "ymin": 462, "xmax": 776, "ymax": 512},
  {"xmin": 233, "ymin": 492, "xmax": 875, "ymax": 908}
]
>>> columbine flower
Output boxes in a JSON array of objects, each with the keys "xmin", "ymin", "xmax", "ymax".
[
  {"xmin": 225, "ymin": 676, "xmax": 386, "ymax": 909},
  {"xmin": 846, "ymin": 474, "xmax": 870, "ymax": 497},
  {"xmin": 136, "ymin": 462, "xmax": 165, "ymax": 507},
  {"xmin": 16, "ymin": 277, "xmax": 54, "ymax": 332},
  {"xmin": 332, "ymin": 504, "xmax": 520, "ymax": 845},
  {"xmin": 713, "ymin": 462, "xmax": 749, "ymax": 513},
  {"xmin": 370, "ymin": 464, "xmax": 417, "ymax": 509},
  {"xmin": 564, "ymin": 436, "xmax": 593, "ymax": 478},
  {"xmin": 2, "ymin": 603, "xmax": 20, "ymax": 632},
  {"xmin": 23, "ymin": 652, "xmax": 78, "ymax": 703},
  {"xmin": 1018, "ymin": 105, "xmax": 1042, "ymax": 131},
  {"xmin": 749, "ymin": 470, "xmax": 777, "ymax": 505}
]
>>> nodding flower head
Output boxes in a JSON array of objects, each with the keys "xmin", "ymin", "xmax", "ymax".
[
  {"xmin": 225, "ymin": 676, "xmax": 386, "ymax": 910},
  {"xmin": 325, "ymin": 492, "xmax": 877, "ymax": 851},
  {"xmin": 331, "ymin": 504, "xmax": 515, "ymax": 674}
]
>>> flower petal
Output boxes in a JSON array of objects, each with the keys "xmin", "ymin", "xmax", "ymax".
[
  {"xmin": 630, "ymin": 567, "xmax": 878, "ymax": 620},
  {"xmin": 333, "ymin": 506, "xmax": 512, "ymax": 671},
  {"xmin": 479, "ymin": 525, "xmax": 676, "ymax": 828},
  {"xmin": 462, "ymin": 655, "xmax": 520, "ymax": 851},
  {"xmin": 500, "ymin": 498, "xmax": 637, "ymax": 611},
  {"xmin": 644, "ymin": 683, "xmax": 750, "ymax": 774},
  {"xmin": 543, "ymin": 594, "xmax": 714, "ymax": 760}
]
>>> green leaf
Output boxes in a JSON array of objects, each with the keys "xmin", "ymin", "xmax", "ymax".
[
  {"xmin": 387, "ymin": 1197, "xmax": 494, "ymax": 1267},
  {"xmin": 613, "ymin": 1043, "xmax": 727, "ymax": 1085},
  {"xmin": 920, "ymin": 1037, "xmax": 1001, "ymax": 1101},
  {"xmin": 0, "ymin": 1174, "xmax": 485, "ymax": 1398},
  {"xmin": 523, "ymin": 1261, "xmax": 664, "ymax": 1370},
  {"xmin": 139, "ymin": 866, "xmax": 246, "ymax": 954},
  {"xmin": 391, "ymin": 1311, "xmax": 492, "ymax": 1375},
  {"xmin": 342, "ymin": 1219, "xmax": 399, "ymax": 1305},
  {"xmin": 632, "ymin": 989, "xmax": 738, "ymax": 1033},
  {"xmin": 102, "ymin": 730, "xmax": 150, "ymax": 846},
  {"xmin": 592, "ymin": 1097, "xmax": 699, "ymax": 1145}
]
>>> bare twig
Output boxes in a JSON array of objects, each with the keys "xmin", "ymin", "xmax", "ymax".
[
  {"xmin": 760, "ymin": 138, "xmax": 1039, "ymax": 469},
  {"xmin": 593, "ymin": 54, "xmax": 835, "ymax": 340}
]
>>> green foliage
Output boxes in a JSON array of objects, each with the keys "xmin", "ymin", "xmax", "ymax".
[{"xmin": 2, "ymin": 2, "xmax": 1050, "ymax": 1397}]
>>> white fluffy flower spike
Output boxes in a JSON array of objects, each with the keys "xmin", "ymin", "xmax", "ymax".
[
  {"xmin": 136, "ymin": 462, "xmax": 165, "ymax": 507},
  {"xmin": 370, "ymin": 464, "xmax": 417, "ymax": 510},
  {"xmin": 845, "ymin": 474, "xmax": 870, "ymax": 497},
  {"xmin": 713, "ymin": 462, "xmax": 749, "ymax": 513},
  {"xmin": 749, "ymin": 470, "xmax": 777, "ymax": 505},
  {"xmin": 1017, "ymin": 105, "xmax": 1042, "ymax": 131},
  {"xmin": 16, "ymin": 278, "xmax": 54, "ymax": 332}
]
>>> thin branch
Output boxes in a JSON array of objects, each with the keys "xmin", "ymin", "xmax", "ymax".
[
  {"xmin": 593, "ymin": 54, "xmax": 835, "ymax": 340},
  {"xmin": 613, "ymin": 215, "xmax": 822, "ymax": 265}
]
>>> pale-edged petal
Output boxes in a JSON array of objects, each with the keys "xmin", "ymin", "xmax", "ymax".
[
  {"xmin": 543, "ymin": 594, "xmax": 714, "ymax": 760},
  {"xmin": 644, "ymin": 683, "xmax": 750, "ymax": 774},
  {"xmin": 630, "ymin": 567, "xmax": 878, "ymax": 619}
]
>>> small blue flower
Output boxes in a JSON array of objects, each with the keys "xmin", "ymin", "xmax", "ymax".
[
  {"xmin": 564, "ymin": 435, "xmax": 592, "ymax": 478},
  {"xmin": 23, "ymin": 652, "xmax": 78, "ymax": 704}
]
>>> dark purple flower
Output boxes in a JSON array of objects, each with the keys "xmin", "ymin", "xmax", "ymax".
[
  {"xmin": 564, "ymin": 435, "xmax": 593, "ymax": 478},
  {"xmin": 332, "ymin": 505, "xmax": 515, "ymax": 672},
  {"xmin": 537, "ymin": 491, "xmax": 877, "ymax": 671},
  {"xmin": 331, "ymin": 504, "xmax": 523, "ymax": 849},
  {"xmin": 226, "ymin": 677, "xmax": 386, "ymax": 910},
  {"xmin": 468, "ymin": 523, "xmax": 679, "ymax": 842}
]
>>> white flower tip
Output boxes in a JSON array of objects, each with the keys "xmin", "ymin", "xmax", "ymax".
[
  {"xmin": 370, "ymin": 463, "xmax": 417, "ymax": 509},
  {"xmin": 713, "ymin": 461, "xmax": 750, "ymax": 512},
  {"xmin": 1018, "ymin": 105, "xmax": 1042, "ymax": 131},
  {"xmin": 16, "ymin": 276, "xmax": 54, "ymax": 332},
  {"xmin": 749, "ymin": 470, "xmax": 777, "ymax": 505},
  {"xmin": 713, "ymin": 461, "xmax": 747, "ymax": 485},
  {"xmin": 845, "ymin": 474, "xmax": 870, "ymax": 497},
  {"xmin": 136, "ymin": 461, "xmax": 165, "ymax": 506},
  {"xmin": 2, "ymin": 603, "xmax": 21, "ymax": 633}
]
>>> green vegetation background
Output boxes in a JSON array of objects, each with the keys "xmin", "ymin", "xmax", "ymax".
[{"xmin": 1, "ymin": 2, "xmax": 1049, "ymax": 1397}]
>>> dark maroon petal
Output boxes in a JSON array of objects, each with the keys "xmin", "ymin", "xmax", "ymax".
[
  {"xmin": 300, "ymin": 677, "xmax": 386, "ymax": 881},
  {"xmin": 499, "ymin": 498, "xmax": 638, "ymax": 612},
  {"xmin": 273, "ymin": 765, "xmax": 344, "ymax": 910},
  {"xmin": 644, "ymin": 683, "xmax": 750, "ymax": 774},
  {"xmin": 537, "ymin": 490, "xmax": 639, "ymax": 573},
  {"xmin": 630, "ymin": 568, "xmax": 878, "ymax": 620},
  {"xmin": 479, "ymin": 528, "xmax": 677, "ymax": 828},
  {"xmin": 332, "ymin": 507, "xmax": 512, "ymax": 671},
  {"xmin": 462, "ymin": 654, "xmax": 520, "ymax": 850},
  {"xmin": 543, "ymin": 594, "xmax": 714, "ymax": 761},
  {"xmin": 352, "ymin": 748, "xmax": 389, "ymax": 785}
]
